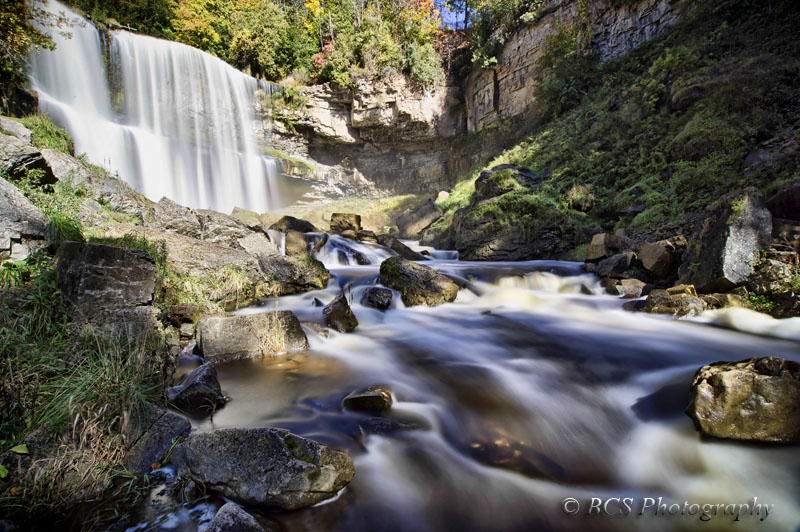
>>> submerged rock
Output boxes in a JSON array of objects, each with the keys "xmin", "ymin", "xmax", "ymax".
[
  {"xmin": 377, "ymin": 235, "xmax": 427, "ymax": 261},
  {"xmin": 196, "ymin": 312, "xmax": 308, "ymax": 362},
  {"xmin": 379, "ymin": 256, "xmax": 459, "ymax": 307},
  {"xmin": 270, "ymin": 215, "xmax": 318, "ymax": 234},
  {"xmin": 207, "ymin": 503, "xmax": 263, "ymax": 532},
  {"xmin": 343, "ymin": 385, "xmax": 393, "ymax": 412},
  {"xmin": 330, "ymin": 213, "xmax": 361, "ymax": 233},
  {"xmin": 361, "ymin": 287, "xmax": 393, "ymax": 310},
  {"xmin": 323, "ymin": 293, "xmax": 359, "ymax": 333},
  {"xmin": 167, "ymin": 363, "xmax": 227, "ymax": 416},
  {"xmin": 687, "ymin": 357, "xmax": 800, "ymax": 443},
  {"xmin": 172, "ymin": 427, "xmax": 355, "ymax": 510},
  {"xmin": 679, "ymin": 192, "xmax": 772, "ymax": 292}
]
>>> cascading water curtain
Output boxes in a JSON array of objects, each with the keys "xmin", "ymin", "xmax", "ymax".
[{"xmin": 28, "ymin": 0, "xmax": 282, "ymax": 214}]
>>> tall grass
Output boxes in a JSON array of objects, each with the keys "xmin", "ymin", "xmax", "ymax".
[{"xmin": 18, "ymin": 114, "xmax": 74, "ymax": 156}]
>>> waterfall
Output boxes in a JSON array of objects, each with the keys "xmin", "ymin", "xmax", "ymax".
[{"xmin": 28, "ymin": 0, "xmax": 282, "ymax": 214}]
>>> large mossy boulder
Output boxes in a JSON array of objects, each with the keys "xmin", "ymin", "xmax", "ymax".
[
  {"xmin": 679, "ymin": 192, "xmax": 772, "ymax": 293},
  {"xmin": 379, "ymin": 256, "xmax": 458, "ymax": 307},
  {"xmin": 172, "ymin": 428, "xmax": 355, "ymax": 510},
  {"xmin": 270, "ymin": 215, "xmax": 317, "ymax": 234},
  {"xmin": 196, "ymin": 312, "xmax": 308, "ymax": 362},
  {"xmin": 687, "ymin": 357, "xmax": 800, "ymax": 443}
]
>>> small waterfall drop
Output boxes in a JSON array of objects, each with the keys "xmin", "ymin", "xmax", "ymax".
[{"xmin": 28, "ymin": 0, "xmax": 282, "ymax": 214}]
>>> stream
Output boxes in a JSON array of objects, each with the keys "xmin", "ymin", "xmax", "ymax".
[{"xmin": 126, "ymin": 237, "xmax": 800, "ymax": 532}]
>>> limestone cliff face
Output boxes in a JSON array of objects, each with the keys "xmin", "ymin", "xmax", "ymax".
[{"xmin": 269, "ymin": 0, "xmax": 681, "ymax": 194}]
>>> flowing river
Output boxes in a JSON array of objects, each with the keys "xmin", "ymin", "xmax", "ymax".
[{"xmin": 127, "ymin": 237, "xmax": 800, "ymax": 532}]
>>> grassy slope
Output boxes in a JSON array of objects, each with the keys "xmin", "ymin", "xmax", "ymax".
[{"xmin": 425, "ymin": 0, "xmax": 800, "ymax": 253}]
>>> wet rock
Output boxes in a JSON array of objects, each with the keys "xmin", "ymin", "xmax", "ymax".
[
  {"xmin": 358, "ymin": 415, "xmax": 429, "ymax": 435},
  {"xmin": 639, "ymin": 240, "xmax": 678, "ymax": 278},
  {"xmin": 310, "ymin": 233, "xmax": 329, "ymax": 255},
  {"xmin": 379, "ymin": 256, "xmax": 459, "ymax": 307},
  {"xmin": 746, "ymin": 249, "xmax": 798, "ymax": 295},
  {"xmin": 57, "ymin": 241, "xmax": 160, "ymax": 336},
  {"xmin": 285, "ymin": 229, "xmax": 309, "ymax": 256},
  {"xmin": 167, "ymin": 363, "xmax": 227, "ymax": 416},
  {"xmin": 125, "ymin": 404, "xmax": 191, "ymax": 475},
  {"xmin": 343, "ymin": 385, "xmax": 393, "ymax": 412},
  {"xmin": 614, "ymin": 278, "xmax": 647, "ymax": 298},
  {"xmin": 377, "ymin": 235, "xmax": 427, "ymax": 261},
  {"xmin": 196, "ymin": 312, "xmax": 308, "ymax": 362},
  {"xmin": 340, "ymin": 229, "xmax": 358, "ymax": 240},
  {"xmin": 0, "ymin": 174, "xmax": 49, "ymax": 261},
  {"xmin": 207, "ymin": 503, "xmax": 264, "ymax": 532},
  {"xmin": 643, "ymin": 284, "xmax": 706, "ymax": 316},
  {"xmin": 270, "ymin": 215, "xmax": 318, "ymax": 234},
  {"xmin": 330, "ymin": 213, "xmax": 361, "ymax": 233},
  {"xmin": 0, "ymin": 132, "xmax": 55, "ymax": 182},
  {"xmin": 356, "ymin": 229, "xmax": 379, "ymax": 243},
  {"xmin": 323, "ymin": 293, "xmax": 359, "ymax": 333},
  {"xmin": 679, "ymin": 192, "xmax": 772, "ymax": 293},
  {"xmin": 312, "ymin": 297, "xmax": 325, "ymax": 307},
  {"xmin": 585, "ymin": 233, "xmax": 630, "ymax": 262},
  {"xmin": 467, "ymin": 432, "xmax": 564, "ymax": 480},
  {"xmin": 172, "ymin": 427, "xmax": 355, "ymax": 510},
  {"xmin": 361, "ymin": 287, "xmax": 393, "ymax": 310},
  {"xmin": 596, "ymin": 251, "xmax": 634, "ymax": 278},
  {"xmin": 687, "ymin": 357, "xmax": 800, "ymax": 443},
  {"xmin": 701, "ymin": 293, "xmax": 748, "ymax": 309}
]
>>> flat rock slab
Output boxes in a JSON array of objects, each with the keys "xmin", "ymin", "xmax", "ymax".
[
  {"xmin": 125, "ymin": 404, "xmax": 191, "ymax": 475},
  {"xmin": 687, "ymin": 357, "xmax": 800, "ymax": 443},
  {"xmin": 196, "ymin": 311, "xmax": 309, "ymax": 362},
  {"xmin": 172, "ymin": 427, "xmax": 355, "ymax": 510}
]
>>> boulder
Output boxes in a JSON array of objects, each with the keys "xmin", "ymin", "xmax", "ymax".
[
  {"xmin": 0, "ymin": 132, "xmax": 55, "ymax": 182},
  {"xmin": 0, "ymin": 117, "xmax": 32, "ymax": 143},
  {"xmin": 356, "ymin": 229, "xmax": 378, "ymax": 243},
  {"xmin": 643, "ymin": 284, "xmax": 706, "ymax": 316},
  {"xmin": 124, "ymin": 403, "xmax": 191, "ymax": 475},
  {"xmin": 330, "ymin": 213, "xmax": 361, "ymax": 233},
  {"xmin": 323, "ymin": 293, "xmax": 358, "ymax": 333},
  {"xmin": 585, "ymin": 233, "xmax": 630, "ymax": 263},
  {"xmin": 270, "ymin": 215, "xmax": 318, "ymax": 234},
  {"xmin": 746, "ymin": 249, "xmax": 798, "ymax": 295},
  {"xmin": 596, "ymin": 251, "xmax": 634, "ymax": 278},
  {"xmin": 56, "ymin": 241, "xmax": 161, "ymax": 336},
  {"xmin": 379, "ymin": 256, "xmax": 459, "ymax": 307},
  {"xmin": 167, "ymin": 363, "xmax": 227, "ymax": 416},
  {"xmin": 361, "ymin": 287, "xmax": 393, "ymax": 310},
  {"xmin": 172, "ymin": 428, "xmax": 355, "ymax": 510},
  {"xmin": 377, "ymin": 235, "xmax": 427, "ymax": 261},
  {"xmin": 342, "ymin": 385, "xmax": 393, "ymax": 412},
  {"xmin": 196, "ymin": 312, "xmax": 308, "ymax": 362},
  {"xmin": 679, "ymin": 192, "xmax": 773, "ymax": 293},
  {"xmin": 195, "ymin": 209, "xmax": 251, "ymax": 246},
  {"xmin": 230, "ymin": 207, "xmax": 264, "ymax": 232},
  {"xmin": 639, "ymin": 240, "xmax": 678, "ymax": 278},
  {"xmin": 614, "ymin": 278, "xmax": 647, "ymax": 298},
  {"xmin": 686, "ymin": 357, "xmax": 800, "ymax": 443},
  {"xmin": 149, "ymin": 197, "xmax": 202, "ymax": 238},
  {"xmin": 284, "ymin": 229, "xmax": 309, "ymax": 256},
  {"xmin": 57, "ymin": 242, "xmax": 156, "ymax": 309},
  {"xmin": 207, "ymin": 503, "xmax": 264, "ymax": 532},
  {"xmin": 0, "ymin": 175, "xmax": 48, "ymax": 261}
]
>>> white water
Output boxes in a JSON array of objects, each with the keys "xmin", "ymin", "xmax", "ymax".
[{"xmin": 28, "ymin": 1, "xmax": 281, "ymax": 213}]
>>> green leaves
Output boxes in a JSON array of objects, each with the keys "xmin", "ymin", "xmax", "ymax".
[
  {"xmin": 10, "ymin": 444, "xmax": 29, "ymax": 455},
  {"xmin": 0, "ymin": 465, "xmax": 8, "ymax": 479}
]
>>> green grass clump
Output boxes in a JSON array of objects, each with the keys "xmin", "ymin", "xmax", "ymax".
[{"xmin": 18, "ymin": 114, "xmax": 74, "ymax": 156}]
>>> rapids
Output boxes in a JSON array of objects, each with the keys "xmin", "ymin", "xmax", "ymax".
[{"xmin": 128, "ymin": 237, "xmax": 800, "ymax": 532}]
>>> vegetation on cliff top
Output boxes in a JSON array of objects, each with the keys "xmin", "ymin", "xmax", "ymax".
[{"xmin": 427, "ymin": 0, "xmax": 800, "ymax": 253}]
